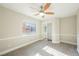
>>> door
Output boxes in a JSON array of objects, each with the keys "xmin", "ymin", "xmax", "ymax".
[{"xmin": 46, "ymin": 23, "xmax": 52, "ymax": 41}]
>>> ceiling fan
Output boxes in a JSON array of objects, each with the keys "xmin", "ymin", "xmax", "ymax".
[{"xmin": 31, "ymin": 3, "xmax": 54, "ymax": 18}]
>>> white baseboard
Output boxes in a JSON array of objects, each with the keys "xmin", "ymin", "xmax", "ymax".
[
  {"xmin": 0, "ymin": 39, "xmax": 40, "ymax": 56},
  {"xmin": 61, "ymin": 40, "xmax": 77, "ymax": 45}
]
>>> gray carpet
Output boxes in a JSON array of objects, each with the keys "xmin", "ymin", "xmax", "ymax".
[{"xmin": 3, "ymin": 39, "xmax": 79, "ymax": 56}]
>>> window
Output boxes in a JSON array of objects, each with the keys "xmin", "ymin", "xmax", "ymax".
[{"xmin": 22, "ymin": 22, "xmax": 36, "ymax": 33}]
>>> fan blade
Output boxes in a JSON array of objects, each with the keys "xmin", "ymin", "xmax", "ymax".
[
  {"xmin": 44, "ymin": 3, "xmax": 51, "ymax": 11},
  {"xmin": 45, "ymin": 12, "xmax": 54, "ymax": 15}
]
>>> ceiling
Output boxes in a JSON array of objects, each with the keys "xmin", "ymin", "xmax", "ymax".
[{"xmin": 0, "ymin": 3, "xmax": 79, "ymax": 20}]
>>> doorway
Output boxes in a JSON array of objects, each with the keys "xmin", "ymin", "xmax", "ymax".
[{"xmin": 45, "ymin": 23, "xmax": 52, "ymax": 41}]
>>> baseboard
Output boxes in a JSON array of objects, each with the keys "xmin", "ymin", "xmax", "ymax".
[
  {"xmin": 52, "ymin": 40, "xmax": 60, "ymax": 43},
  {"xmin": 52, "ymin": 41, "xmax": 60, "ymax": 44},
  {"xmin": 61, "ymin": 40, "xmax": 77, "ymax": 45},
  {"xmin": 0, "ymin": 39, "xmax": 40, "ymax": 56}
]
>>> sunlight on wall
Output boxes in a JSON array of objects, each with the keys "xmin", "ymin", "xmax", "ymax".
[{"xmin": 43, "ymin": 46, "xmax": 68, "ymax": 56}]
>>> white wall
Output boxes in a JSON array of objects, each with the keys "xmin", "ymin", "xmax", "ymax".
[
  {"xmin": 0, "ymin": 6, "xmax": 42, "ymax": 55},
  {"xmin": 60, "ymin": 16, "xmax": 77, "ymax": 45},
  {"xmin": 77, "ymin": 10, "xmax": 79, "ymax": 53},
  {"xmin": 0, "ymin": 6, "xmax": 3, "ymax": 38},
  {"xmin": 42, "ymin": 16, "xmax": 76, "ymax": 45},
  {"xmin": 52, "ymin": 18, "xmax": 60, "ymax": 43},
  {"xmin": 0, "ymin": 6, "xmax": 42, "ymax": 38}
]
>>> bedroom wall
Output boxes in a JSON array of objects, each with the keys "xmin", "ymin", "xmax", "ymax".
[
  {"xmin": 77, "ymin": 10, "xmax": 79, "ymax": 53},
  {"xmin": 60, "ymin": 16, "xmax": 77, "ymax": 45},
  {"xmin": 0, "ymin": 6, "xmax": 42, "ymax": 38},
  {"xmin": 0, "ymin": 6, "xmax": 3, "ymax": 38},
  {"xmin": 0, "ymin": 6, "xmax": 42, "ymax": 55},
  {"xmin": 42, "ymin": 16, "xmax": 76, "ymax": 45},
  {"xmin": 52, "ymin": 18, "xmax": 60, "ymax": 43}
]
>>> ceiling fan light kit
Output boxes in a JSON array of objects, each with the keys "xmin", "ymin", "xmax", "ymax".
[
  {"xmin": 39, "ymin": 12, "xmax": 45, "ymax": 16},
  {"xmin": 31, "ymin": 3, "xmax": 54, "ymax": 18}
]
